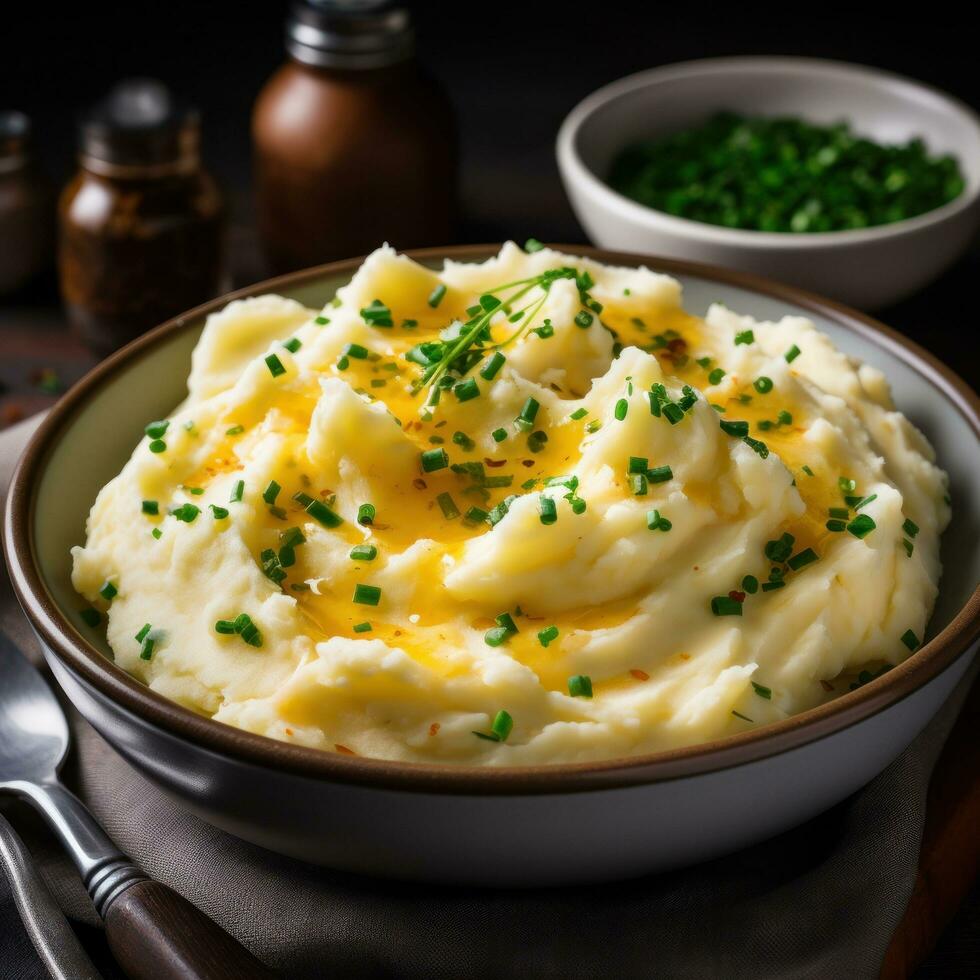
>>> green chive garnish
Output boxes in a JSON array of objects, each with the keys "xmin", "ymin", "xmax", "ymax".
[
  {"xmin": 214, "ymin": 620, "xmax": 237, "ymax": 635},
  {"xmin": 525, "ymin": 238, "xmax": 545, "ymax": 252},
  {"xmin": 454, "ymin": 378, "xmax": 480, "ymax": 402},
  {"xmin": 574, "ymin": 311, "xmax": 593, "ymax": 328},
  {"xmin": 711, "ymin": 595, "xmax": 743, "ymax": 616},
  {"xmin": 631, "ymin": 473, "xmax": 648, "ymax": 496},
  {"xmin": 171, "ymin": 503, "xmax": 200, "ymax": 523},
  {"xmin": 283, "ymin": 337, "xmax": 302, "ymax": 353},
  {"xmin": 353, "ymin": 584, "xmax": 381, "ymax": 606},
  {"xmin": 265, "ymin": 353, "xmax": 286, "ymax": 378},
  {"xmin": 539, "ymin": 497, "xmax": 558, "ymax": 525},
  {"xmin": 720, "ymin": 420, "xmax": 749, "ymax": 437},
  {"xmin": 538, "ymin": 625, "xmax": 559, "ymax": 647},
  {"xmin": 628, "ymin": 456, "xmax": 648, "ymax": 474},
  {"xmin": 647, "ymin": 509, "xmax": 671, "ymax": 531},
  {"xmin": 903, "ymin": 518, "xmax": 920, "ymax": 538},
  {"xmin": 491, "ymin": 428, "xmax": 507, "ymax": 443},
  {"xmin": 135, "ymin": 623, "xmax": 151, "ymax": 642},
  {"xmin": 901, "ymin": 629, "xmax": 920, "ymax": 651},
  {"xmin": 139, "ymin": 635, "xmax": 155, "ymax": 660},
  {"xmin": 491, "ymin": 710, "xmax": 513, "ymax": 740},
  {"xmin": 350, "ymin": 544, "xmax": 377, "ymax": 562},
  {"xmin": 480, "ymin": 351, "xmax": 506, "ymax": 380},
  {"xmin": 437, "ymin": 492, "xmax": 460, "ymax": 519},
  {"xmin": 79, "ymin": 607, "xmax": 101, "ymax": 627},
  {"xmin": 614, "ymin": 398, "xmax": 628, "ymax": 421},
  {"xmin": 751, "ymin": 681, "xmax": 772, "ymax": 699},
  {"xmin": 568, "ymin": 674, "xmax": 593, "ymax": 697},
  {"xmin": 708, "ymin": 367, "xmax": 726, "ymax": 385},
  {"xmin": 151, "ymin": 528, "xmax": 162, "ymax": 539},
  {"xmin": 421, "ymin": 448, "xmax": 449, "ymax": 472},
  {"xmin": 306, "ymin": 498, "xmax": 344, "ymax": 528},
  {"xmin": 742, "ymin": 575, "xmax": 759, "ymax": 594},
  {"xmin": 846, "ymin": 514, "xmax": 876, "ymax": 539},
  {"xmin": 353, "ymin": 621, "xmax": 372, "ymax": 633},
  {"xmin": 262, "ymin": 481, "xmax": 281, "ymax": 505},
  {"xmin": 209, "ymin": 504, "xmax": 229, "ymax": 520},
  {"xmin": 428, "ymin": 283, "xmax": 447, "ymax": 308},
  {"xmin": 753, "ymin": 376, "xmax": 774, "ymax": 394},
  {"xmin": 314, "ymin": 315, "xmax": 329, "ymax": 325},
  {"xmin": 570, "ymin": 407, "xmax": 588, "ymax": 420},
  {"xmin": 141, "ymin": 500, "xmax": 159, "ymax": 515},
  {"xmin": 357, "ymin": 503, "xmax": 376, "ymax": 525},
  {"xmin": 785, "ymin": 345, "xmax": 801, "ymax": 363},
  {"xmin": 144, "ymin": 420, "xmax": 169, "ymax": 439},
  {"xmin": 787, "ymin": 548, "xmax": 817, "ymax": 571},
  {"xmin": 516, "ymin": 397, "xmax": 540, "ymax": 430},
  {"xmin": 360, "ymin": 299, "xmax": 393, "ymax": 327},
  {"xmin": 735, "ymin": 330, "xmax": 755, "ymax": 345},
  {"xmin": 648, "ymin": 465, "xmax": 673, "ymax": 483},
  {"xmin": 148, "ymin": 439, "xmax": 166, "ymax": 454},
  {"xmin": 764, "ymin": 532, "xmax": 795, "ymax": 563},
  {"xmin": 464, "ymin": 506, "xmax": 489, "ymax": 526}
]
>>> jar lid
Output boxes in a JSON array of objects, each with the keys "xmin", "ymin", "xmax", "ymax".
[
  {"xmin": 286, "ymin": 0, "xmax": 414, "ymax": 70},
  {"xmin": 0, "ymin": 111, "xmax": 32, "ymax": 163},
  {"xmin": 79, "ymin": 79, "xmax": 199, "ymax": 168}
]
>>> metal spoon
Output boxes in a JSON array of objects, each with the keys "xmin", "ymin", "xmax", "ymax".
[{"xmin": 0, "ymin": 632, "xmax": 273, "ymax": 979}]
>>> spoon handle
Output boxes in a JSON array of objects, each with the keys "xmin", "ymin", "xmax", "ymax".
[{"xmin": 6, "ymin": 779, "xmax": 273, "ymax": 979}]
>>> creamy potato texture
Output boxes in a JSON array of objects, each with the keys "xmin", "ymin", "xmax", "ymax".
[{"xmin": 71, "ymin": 244, "xmax": 950, "ymax": 764}]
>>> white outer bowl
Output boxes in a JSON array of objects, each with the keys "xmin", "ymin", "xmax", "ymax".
[{"xmin": 557, "ymin": 57, "xmax": 980, "ymax": 309}]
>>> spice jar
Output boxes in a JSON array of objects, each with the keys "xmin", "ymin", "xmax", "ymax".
[
  {"xmin": 253, "ymin": 0, "xmax": 457, "ymax": 274},
  {"xmin": 0, "ymin": 112, "xmax": 54, "ymax": 296},
  {"xmin": 59, "ymin": 80, "xmax": 223, "ymax": 355}
]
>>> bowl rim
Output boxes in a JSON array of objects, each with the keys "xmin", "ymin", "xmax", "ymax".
[
  {"xmin": 4, "ymin": 243, "xmax": 979, "ymax": 796},
  {"xmin": 557, "ymin": 55, "xmax": 980, "ymax": 248}
]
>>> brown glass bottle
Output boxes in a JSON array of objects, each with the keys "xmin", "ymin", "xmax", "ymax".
[
  {"xmin": 59, "ymin": 80, "xmax": 223, "ymax": 355},
  {"xmin": 253, "ymin": 0, "xmax": 456, "ymax": 274}
]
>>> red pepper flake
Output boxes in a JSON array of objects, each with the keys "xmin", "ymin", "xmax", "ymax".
[
  {"xmin": 429, "ymin": 722, "xmax": 440, "ymax": 737},
  {"xmin": 521, "ymin": 459, "xmax": 534, "ymax": 467},
  {"xmin": 729, "ymin": 590, "xmax": 746, "ymax": 603},
  {"xmin": 630, "ymin": 669, "xmax": 650, "ymax": 681},
  {"xmin": 667, "ymin": 338, "xmax": 687, "ymax": 354},
  {"xmin": 1, "ymin": 403, "xmax": 25, "ymax": 427},
  {"xmin": 334, "ymin": 744, "xmax": 356, "ymax": 756},
  {"xmin": 413, "ymin": 478, "xmax": 427, "ymax": 490},
  {"xmin": 484, "ymin": 458, "xmax": 506, "ymax": 468}
]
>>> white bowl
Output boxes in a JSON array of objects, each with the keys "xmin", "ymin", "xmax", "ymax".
[{"xmin": 557, "ymin": 57, "xmax": 980, "ymax": 309}]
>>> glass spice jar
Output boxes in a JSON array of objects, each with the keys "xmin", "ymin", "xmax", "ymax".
[
  {"xmin": 252, "ymin": 0, "xmax": 457, "ymax": 274},
  {"xmin": 0, "ymin": 111, "xmax": 54, "ymax": 296},
  {"xmin": 59, "ymin": 79, "xmax": 224, "ymax": 355}
]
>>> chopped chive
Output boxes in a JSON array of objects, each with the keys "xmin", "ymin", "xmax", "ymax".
[
  {"xmin": 742, "ymin": 574, "xmax": 759, "ymax": 594},
  {"xmin": 262, "ymin": 480, "xmax": 281, "ymax": 505},
  {"xmin": 829, "ymin": 507, "xmax": 850, "ymax": 519},
  {"xmin": 491, "ymin": 428, "xmax": 507, "ymax": 443},
  {"xmin": 353, "ymin": 584, "xmax": 381, "ymax": 606},
  {"xmin": 516, "ymin": 397, "xmax": 540, "ymax": 429},
  {"xmin": 225, "ymin": 424, "xmax": 245, "ymax": 436},
  {"xmin": 662, "ymin": 403, "xmax": 684, "ymax": 425},
  {"xmin": 491, "ymin": 710, "xmax": 513, "ymax": 741},
  {"xmin": 570, "ymin": 407, "xmax": 588, "ymax": 420},
  {"xmin": 293, "ymin": 491, "xmax": 313, "ymax": 506},
  {"xmin": 214, "ymin": 619, "xmax": 237, "ymax": 635},
  {"xmin": 525, "ymin": 238, "xmax": 545, "ymax": 252},
  {"xmin": 282, "ymin": 337, "xmax": 302, "ymax": 353},
  {"xmin": 751, "ymin": 681, "xmax": 772, "ymax": 699},
  {"xmin": 357, "ymin": 503, "xmax": 376, "ymax": 525},
  {"xmin": 353, "ymin": 621, "xmax": 372, "ymax": 633},
  {"xmin": 265, "ymin": 353, "xmax": 286, "ymax": 378},
  {"xmin": 479, "ymin": 293, "xmax": 501, "ymax": 312},
  {"xmin": 336, "ymin": 356, "xmax": 350, "ymax": 371},
  {"xmin": 139, "ymin": 636, "xmax": 155, "ymax": 660},
  {"xmin": 79, "ymin": 607, "xmax": 101, "ymax": 627},
  {"xmin": 538, "ymin": 625, "xmax": 559, "ymax": 647},
  {"xmin": 574, "ymin": 311, "xmax": 593, "ymax": 328},
  {"xmin": 370, "ymin": 379, "xmax": 387, "ymax": 388},
  {"xmin": 777, "ymin": 410, "xmax": 793, "ymax": 426},
  {"xmin": 209, "ymin": 504, "xmax": 229, "ymax": 520},
  {"xmin": 314, "ymin": 315, "xmax": 329, "ymax": 325},
  {"xmin": 648, "ymin": 465, "xmax": 673, "ymax": 484},
  {"xmin": 135, "ymin": 623, "xmax": 151, "ymax": 642},
  {"xmin": 144, "ymin": 419, "xmax": 169, "ymax": 439},
  {"xmin": 735, "ymin": 329, "xmax": 755, "ymax": 345},
  {"xmin": 437, "ymin": 492, "xmax": 460, "ymax": 519},
  {"xmin": 711, "ymin": 595, "xmax": 743, "ymax": 616},
  {"xmin": 349, "ymin": 544, "xmax": 378, "ymax": 562},
  {"xmin": 484, "ymin": 626, "xmax": 511, "ymax": 647},
  {"xmin": 901, "ymin": 629, "xmax": 920, "ymax": 651},
  {"xmin": 826, "ymin": 519, "xmax": 847, "ymax": 532},
  {"xmin": 463, "ymin": 506, "xmax": 489, "ymax": 526},
  {"xmin": 631, "ymin": 473, "xmax": 648, "ymax": 496},
  {"xmin": 761, "ymin": 581, "xmax": 785, "ymax": 592},
  {"xmin": 708, "ymin": 368, "xmax": 726, "ymax": 385},
  {"xmin": 846, "ymin": 514, "xmax": 876, "ymax": 539},
  {"xmin": 360, "ymin": 299, "xmax": 393, "ymax": 327},
  {"xmin": 148, "ymin": 439, "xmax": 166, "ymax": 454},
  {"xmin": 785, "ymin": 345, "xmax": 801, "ymax": 363},
  {"xmin": 539, "ymin": 497, "xmax": 558, "ymax": 525},
  {"xmin": 151, "ymin": 528, "xmax": 162, "ymax": 539},
  {"xmin": 764, "ymin": 532, "xmax": 795, "ymax": 563},
  {"xmin": 628, "ymin": 456, "xmax": 649, "ymax": 474},
  {"xmin": 454, "ymin": 378, "xmax": 481, "ymax": 402},
  {"xmin": 614, "ymin": 398, "xmax": 629, "ymax": 421},
  {"xmin": 260, "ymin": 548, "xmax": 286, "ymax": 584},
  {"xmin": 171, "ymin": 503, "xmax": 200, "ymax": 523},
  {"xmin": 647, "ymin": 509, "xmax": 670, "ymax": 531},
  {"xmin": 306, "ymin": 498, "xmax": 344, "ymax": 528},
  {"xmin": 732, "ymin": 710, "xmax": 754, "ymax": 723},
  {"xmin": 421, "ymin": 448, "xmax": 449, "ymax": 472},
  {"xmin": 903, "ymin": 539, "xmax": 914, "ymax": 557},
  {"xmin": 427, "ymin": 283, "xmax": 447, "ymax": 308},
  {"xmin": 585, "ymin": 419, "xmax": 602, "ymax": 433},
  {"xmin": 753, "ymin": 376, "xmax": 773, "ymax": 394},
  {"xmin": 855, "ymin": 494, "xmax": 878, "ymax": 511},
  {"xmin": 903, "ymin": 518, "xmax": 920, "ymax": 538},
  {"xmin": 838, "ymin": 476, "xmax": 857, "ymax": 494},
  {"xmin": 568, "ymin": 674, "xmax": 593, "ymax": 697},
  {"xmin": 141, "ymin": 500, "xmax": 159, "ymax": 515},
  {"xmin": 787, "ymin": 548, "xmax": 818, "ymax": 571},
  {"xmin": 527, "ymin": 430, "xmax": 548, "ymax": 453},
  {"xmin": 720, "ymin": 420, "xmax": 749, "ymax": 437},
  {"xmin": 480, "ymin": 351, "xmax": 506, "ymax": 380},
  {"xmin": 281, "ymin": 526, "xmax": 306, "ymax": 548},
  {"xmin": 743, "ymin": 435, "xmax": 769, "ymax": 458},
  {"xmin": 343, "ymin": 342, "xmax": 369, "ymax": 359},
  {"xmin": 230, "ymin": 479, "xmax": 244, "ymax": 503},
  {"xmin": 801, "ymin": 465, "xmax": 814, "ymax": 476},
  {"xmin": 484, "ymin": 475, "xmax": 513, "ymax": 488}
]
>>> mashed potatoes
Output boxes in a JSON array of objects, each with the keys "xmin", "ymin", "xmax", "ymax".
[{"xmin": 71, "ymin": 244, "xmax": 950, "ymax": 764}]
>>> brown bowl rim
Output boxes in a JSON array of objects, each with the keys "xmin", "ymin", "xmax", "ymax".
[{"xmin": 4, "ymin": 243, "xmax": 979, "ymax": 796}]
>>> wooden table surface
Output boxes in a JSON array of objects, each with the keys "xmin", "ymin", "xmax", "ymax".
[{"xmin": 1, "ymin": 236, "xmax": 977, "ymax": 979}]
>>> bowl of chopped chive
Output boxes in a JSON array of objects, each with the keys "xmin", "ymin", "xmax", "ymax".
[
  {"xmin": 3, "ymin": 244, "xmax": 978, "ymax": 885},
  {"xmin": 558, "ymin": 57, "xmax": 980, "ymax": 309}
]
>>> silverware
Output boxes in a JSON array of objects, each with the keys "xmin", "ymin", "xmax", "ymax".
[
  {"xmin": 0, "ymin": 812, "xmax": 101, "ymax": 979},
  {"xmin": 0, "ymin": 632, "xmax": 273, "ymax": 980}
]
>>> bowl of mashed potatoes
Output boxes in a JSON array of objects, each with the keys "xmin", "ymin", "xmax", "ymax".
[{"xmin": 5, "ymin": 243, "xmax": 978, "ymax": 884}]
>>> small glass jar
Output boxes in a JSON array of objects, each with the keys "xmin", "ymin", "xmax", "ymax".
[
  {"xmin": 59, "ymin": 80, "xmax": 224, "ymax": 355},
  {"xmin": 0, "ymin": 112, "xmax": 54, "ymax": 296}
]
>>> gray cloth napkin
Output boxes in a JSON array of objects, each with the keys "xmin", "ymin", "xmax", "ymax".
[{"xmin": 1, "ymin": 415, "xmax": 976, "ymax": 980}]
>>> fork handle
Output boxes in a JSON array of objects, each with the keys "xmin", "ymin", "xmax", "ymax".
[
  {"xmin": 104, "ymin": 877, "xmax": 274, "ymax": 980},
  {"xmin": 7, "ymin": 779, "xmax": 272, "ymax": 979}
]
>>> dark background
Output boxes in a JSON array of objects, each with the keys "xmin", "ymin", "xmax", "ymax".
[{"xmin": 1, "ymin": 2, "xmax": 977, "ymax": 974}]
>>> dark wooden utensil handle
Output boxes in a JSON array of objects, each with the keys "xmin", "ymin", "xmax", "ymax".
[{"xmin": 105, "ymin": 878, "xmax": 274, "ymax": 979}]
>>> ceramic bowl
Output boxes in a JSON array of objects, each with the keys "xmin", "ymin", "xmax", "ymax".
[
  {"xmin": 4, "ymin": 246, "xmax": 979, "ymax": 885},
  {"xmin": 557, "ymin": 57, "xmax": 980, "ymax": 309}
]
